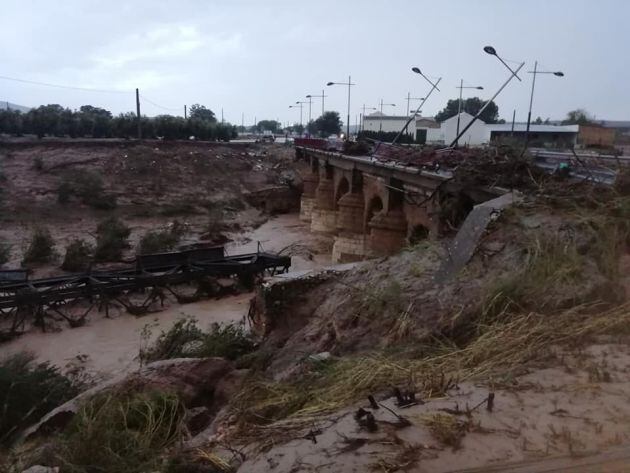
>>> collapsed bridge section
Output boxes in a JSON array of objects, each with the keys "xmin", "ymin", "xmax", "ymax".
[{"xmin": 0, "ymin": 246, "xmax": 291, "ymax": 341}]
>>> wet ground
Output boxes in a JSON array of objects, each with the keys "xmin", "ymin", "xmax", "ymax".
[{"xmin": 0, "ymin": 213, "xmax": 333, "ymax": 379}]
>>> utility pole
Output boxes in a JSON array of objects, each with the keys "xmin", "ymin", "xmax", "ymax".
[
  {"xmin": 135, "ymin": 88, "xmax": 142, "ymax": 140},
  {"xmin": 511, "ymin": 109, "xmax": 516, "ymax": 136},
  {"xmin": 184, "ymin": 105, "xmax": 187, "ymax": 119},
  {"xmin": 221, "ymin": 108, "xmax": 224, "ymax": 124}
]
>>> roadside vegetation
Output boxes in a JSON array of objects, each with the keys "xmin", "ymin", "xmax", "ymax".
[{"xmin": 137, "ymin": 222, "xmax": 186, "ymax": 255}]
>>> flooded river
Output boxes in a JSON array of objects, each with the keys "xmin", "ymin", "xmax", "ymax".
[{"xmin": 0, "ymin": 213, "xmax": 331, "ymax": 379}]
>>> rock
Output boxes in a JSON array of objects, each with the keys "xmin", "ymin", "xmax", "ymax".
[
  {"xmin": 308, "ymin": 352, "xmax": 332, "ymax": 362},
  {"xmin": 22, "ymin": 357, "xmax": 234, "ymax": 442},
  {"xmin": 21, "ymin": 466, "xmax": 59, "ymax": 473}
]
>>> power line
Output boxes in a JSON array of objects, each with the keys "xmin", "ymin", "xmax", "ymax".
[
  {"xmin": 139, "ymin": 94, "xmax": 181, "ymax": 112},
  {"xmin": 0, "ymin": 74, "xmax": 130, "ymax": 94}
]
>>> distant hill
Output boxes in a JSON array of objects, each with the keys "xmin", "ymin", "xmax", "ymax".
[{"xmin": 1, "ymin": 101, "xmax": 31, "ymax": 113}]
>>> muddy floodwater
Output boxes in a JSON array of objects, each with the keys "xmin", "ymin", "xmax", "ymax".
[{"xmin": 0, "ymin": 213, "xmax": 332, "ymax": 379}]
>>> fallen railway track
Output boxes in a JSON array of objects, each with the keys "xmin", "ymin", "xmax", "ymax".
[{"xmin": 0, "ymin": 246, "xmax": 291, "ymax": 341}]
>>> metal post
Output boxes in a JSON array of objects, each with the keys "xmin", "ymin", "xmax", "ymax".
[
  {"xmin": 347, "ymin": 75, "xmax": 351, "ymax": 138},
  {"xmin": 455, "ymin": 78, "xmax": 463, "ymax": 147},
  {"xmin": 135, "ymin": 88, "xmax": 141, "ymax": 140},
  {"xmin": 511, "ymin": 109, "xmax": 516, "ymax": 136},
  {"xmin": 308, "ymin": 96, "xmax": 312, "ymax": 124},
  {"xmin": 392, "ymin": 77, "xmax": 441, "ymax": 145},
  {"xmin": 379, "ymin": 99, "xmax": 383, "ymax": 132},
  {"xmin": 449, "ymin": 62, "xmax": 525, "ymax": 148},
  {"xmin": 406, "ymin": 92, "xmax": 410, "ymax": 116},
  {"xmin": 184, "ymin": 105, "xmax": 187, "ymax": 119},
  {"xmin": 525, "ymin": 60, "xmax": 537, "ymax": 147},
  {"xmin": 321, "ymin": 89, "xmax": 325, "ymax": 115}
]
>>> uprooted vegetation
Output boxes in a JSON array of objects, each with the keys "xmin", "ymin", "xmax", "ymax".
[
  {"xmin": 22, "ymin": 227, "xmax": 56, "ymax": 266},
  {"xmin": 61, "ymin": 239, "xmax": 94, "ymax": 272},
  {"xmin": 137, "ymin": 221, "xmax": 187, "ymax": 255},
  {"xmin": 94, "ymin": 216, "xmax": 131, "ymax": 262}
]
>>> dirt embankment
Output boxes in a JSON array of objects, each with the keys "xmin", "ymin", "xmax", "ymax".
[{"xmin": 0, "ymin": 141, "xmax": 302, "ymax": 271}]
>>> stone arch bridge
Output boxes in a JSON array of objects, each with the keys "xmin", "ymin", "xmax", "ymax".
[{"xmin": 296, "ymin": 146, "xmax": 498, "ymax": 263}]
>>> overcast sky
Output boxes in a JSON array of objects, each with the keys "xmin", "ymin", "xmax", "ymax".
[{"xmin": 1, "ymin": 0, "xmax": 628, "ymax": 126}]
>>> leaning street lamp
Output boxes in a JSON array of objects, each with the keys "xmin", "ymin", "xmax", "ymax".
[
  {"xmin": 483, "ymin": 45, "xmax": 522, "ymax": 81},
  {"xmin": 524, "ymin": 61, "xmax": 564, "ymax": 146},
  {"xmin": 391, "ymin": 67, "xmax": 442, "ymax": 145},
  {"xmin": 454, "ymin": 80, "xmax": 484, "ymax": 147},
  {"xmin": 327, "ymin": 75, "xmax": 355, "ymax": 139}
]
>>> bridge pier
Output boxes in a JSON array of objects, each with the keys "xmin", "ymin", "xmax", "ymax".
[
  {"xmin": 332, "ymin": 192, "xmax": 366, "ymax": 263},
  {"xmin": 310, "ymin": 178, "xmax": 337, "ymax": 234},
  {"xmin": 368, "ymin": 210, "xmax": 408, "ymax": 256},
  {"xmin": 299, "ymin": 171, "xmax": 319, "ymax": 222}
]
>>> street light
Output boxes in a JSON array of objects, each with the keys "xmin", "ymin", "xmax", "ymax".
[
  {"xmin": 405, "ymin": 92, "xmax": 423, "ymax": 116},
  {"xmin": 391, "ymin": 67, "xmax": 442, "ymax": 145},
  {"xmin": 524, "ymin": 61, "xmax": 564, "ymax": 146},
  {"xmin": 327, "ymin": 75, "xmax": 355, "ymax": 139},
  {"xmin": 289, "ymin": 103, "xmax": 303, "ymax": 129},
  {"xmin": 306, "ymin": 91, "xmax": 327, "ymax": 117},
  {"xmin": 448, "ymin": 47, "xmax": 525, "ymax": 148},
  {"xmin": 454, "ymin": 80, "xmax": 484, "ymax": 147},
  {"xmin": 483, "ymin": 45, "xmax": 522, "ymax": 81},
  {"xmin": 361, "ymin": 105, "xmax": 376, "ymax": 133},
  {"xmin": 296, "ymin": 100, "xmax": 309, "ymax": 127},
  {"xmin": 378, "ymin": 99, "xmax": 396, "ymax": 132}
]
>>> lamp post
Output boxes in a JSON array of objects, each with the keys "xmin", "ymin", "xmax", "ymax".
[
  {"xmin": 449, "ymin": 46, "xmax": 524, "ymax": 148},
  {"xmin": 327, "ymin": 75, "xmax": 355, "ymax": 139},
  {"xmin": 405, "ymin": 92, "xmax": 422, "ymax": 116},
  {"xmin": 455, "ymin": 80, "xmax": 484, "ymax": 147},
  {"xmin": 525, "ymin": 61, "xmax": 564, "ymax": 146},
  {"xmin": 361, "ymin": 105, "xmax": 376, "ymax": 133},
  {"xmin": 296, "ymin": 100, "xmax": 310, "ymax": 129},
  {"xmin": 378, "ymin": 99, "xmax": 396, "ymax": 132},
  {"xmin": 391, "ymin": 67, "xmax": 441, "ymax": 145},
  {"xmin": 289, "ymin": 103, "xmax": 303, "ymax": 128},
  {"xmin": 306, "ymin": 91, "xmax": 327, "ymax": 117}
]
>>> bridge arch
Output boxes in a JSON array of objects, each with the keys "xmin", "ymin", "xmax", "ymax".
[
  {"xmin": 335, "ymin": 177, "xmax": 350, "ymax": 208},
  {"xmin": 365, "ymin": 195, "xmax": 384, "ymax": 234}
]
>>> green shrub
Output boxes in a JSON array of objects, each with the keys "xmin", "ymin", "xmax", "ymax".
[
  {"xmin": 139, "ymin": 318, "xmax": 255, "ymax": 364},
  {"xmin": 55, "ymin": 390, "xmax": 184, "ymax": 473},
  {"xmin": 57, "ymin": 170, "xmax": 116, "ymax": 210},
  {"xmin": 0, "ymin": 352, "xmax": 79, "ymax": 446},
  {"xmin": 22, "ymin": 227, "xmax": 55, "ymax": 265},
  {"xmin": 94, "ymin": 217, "xmax": 131, "ymax": 262},
  {"xmin": 62, "ymin": 239, "xmax": 94, "ymax": 272},
  {"xmin": 138, "ymin": 222, "xmax": 186, "ymax": 255}
]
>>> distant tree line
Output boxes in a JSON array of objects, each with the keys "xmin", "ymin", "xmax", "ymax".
[{"xmin": 0, "ymin": 103, "xmax": 237, "ymax": 141}]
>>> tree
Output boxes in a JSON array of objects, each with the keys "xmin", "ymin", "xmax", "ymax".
[
  {"xmin": 562, "ymin": 109, "xmax": 593, "ymax": 125},
  {"xmin": 533, "ymin": 116, "xmax": 543, "ymax": 125},
  {"xmin": 313, "ymin": 111, "xmax": 342, "ymax": 137},
  {"xmin": 188, "ymin": 104, "xmax": 216, "ymax": 122},
  {"xmin": 289, "ymin": 123, "xmax": 304, "ymax": 135},
  {"xmin": 256, "ymin": 120, "xmax": 280, "ymax": 133},
  {"xmin": 434, "ymin": 97, "xmax": 499, "ymax": 124}
]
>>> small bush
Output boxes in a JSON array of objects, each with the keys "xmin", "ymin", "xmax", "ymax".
[
  {"xmin": 138, "ymin": 222, "xmax": 186, "ymax": 255},
  {"xmin": 62, "ymin": 239, "xmax": 94, "ymax": 272},
  {"xmin": 0, "ymin": 240, "xmax": 10, "ymax": 267},
  {"xmin": 22, "ymin": 227, "xmax": 56, "ymax": 265},
  {"xmin": 94, "ymin": 216, "xmax": 131, "ymax": 262},
  {"xmin": 55, "ymin": 390, "xmax": 184, "ymax": 473},
  {"xmin": 139, "ymin": 318, "xmax": 255, "ymax": 364},
  {"xmin": 57, "ymin": 170, "xmax": 116, "ymax": 210},
  {"xmin": 0, "ymin": 352, "xmax": 79, "ymax": 446}
]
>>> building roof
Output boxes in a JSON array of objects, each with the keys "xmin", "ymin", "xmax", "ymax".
[
  {"xmin": 596, "ymin": 120, "xmax": 630, "ymax": 129},
  {"xmin": 487, "ymin": 124, "xmax": 579, "ymax": 133},
  {"xmin": 363, "ymin": 114, "xmax": 411, "ymax": 120}
]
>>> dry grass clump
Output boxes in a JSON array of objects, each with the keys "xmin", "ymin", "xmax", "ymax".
[
  {"xmin": 229, "ymin": 302, "xmax": 630, "ymax": 446},
  {"xmin": 420, "ymin": 413, "xmax": 469, "ymax": 449}
]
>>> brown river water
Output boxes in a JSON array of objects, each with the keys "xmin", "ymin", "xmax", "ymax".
[{"xmin": 0, "ymin": 213, "xmax": 332, "ymax": 379}]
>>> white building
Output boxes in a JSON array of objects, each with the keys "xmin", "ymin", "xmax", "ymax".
[
  {"xmin": 420, "ymin": 112, "xmax": 488, "ymax": 146},
  {"xmin": 362, "ymin": 112, "xmax": 416, "ymax": 138}
]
